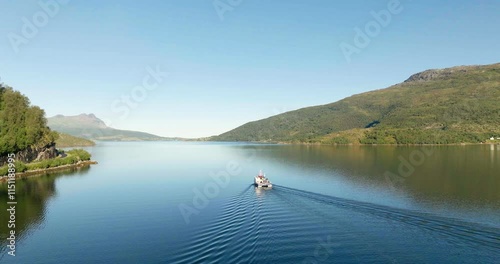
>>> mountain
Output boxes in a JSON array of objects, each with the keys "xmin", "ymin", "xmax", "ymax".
[
  {"xmin": 212, "ymin": 63, "xmax": 500, "ymax": 144},
  {"xmin": 48, "ymin": 114, "xmax": 172, "ymax": 141}
]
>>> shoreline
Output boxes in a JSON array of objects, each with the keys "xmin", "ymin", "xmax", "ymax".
[
  {"xmin": 211, "ymin": 140, "xmax": 500, "ymax": 146},
  {"xmin": 278, "ymin": 142, "xmax": 500, "ymax": 146},
  {"xmin": 0, "ymin": 160, "xmax": 98, "ymax": 182}
]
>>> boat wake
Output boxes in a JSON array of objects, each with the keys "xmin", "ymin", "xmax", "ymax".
[
  {"xmin": 170, "ymin": 184, "xmax": 500, "ymax": 263},
  {"xmin": 273, "ymin": 185, "xmax": 500, "ymax": 252}
]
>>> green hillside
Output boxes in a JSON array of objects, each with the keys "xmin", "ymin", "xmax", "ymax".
[
  {"xmin": 213, "ymin": 63, "xmax": 500, "ymax": 144},
  {"xmin": 55, "ymin": 132, "xmax": 95, "ymax": 147},
  {"xmin": 48, "ymin": 114, "xmax": 171, "ymax": 141}
]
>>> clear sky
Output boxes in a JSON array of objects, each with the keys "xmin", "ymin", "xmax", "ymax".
[{"xmin": 0, "ymin": 0, "xmax": 499, "ymax": 138}]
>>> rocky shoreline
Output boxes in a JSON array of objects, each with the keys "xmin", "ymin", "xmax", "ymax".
[{"xmin": 0, "ymin": 160, "xmax": 98, "ymax": 183}]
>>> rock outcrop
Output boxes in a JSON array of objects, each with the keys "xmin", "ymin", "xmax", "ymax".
[
  {"xmin": 404, "ymin": 65, "xmax": 479, "ymax": 83},
  {"xmin": 0, "ymin": 142, "xmax": 59, "ymax": 166}
]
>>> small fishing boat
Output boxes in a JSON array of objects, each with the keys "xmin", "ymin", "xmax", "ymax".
[{"xmin": 254, "ymin": 170, "xmax": 272, "ymax": 188}]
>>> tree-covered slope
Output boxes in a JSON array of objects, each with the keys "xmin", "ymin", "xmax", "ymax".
[
  {"xmin": 0, "ymin": 85, "xmax": 58, "ymax": 156},
  {"xmin": 213, "ymin": 63, "xmax": 500, "ymax": 144}
]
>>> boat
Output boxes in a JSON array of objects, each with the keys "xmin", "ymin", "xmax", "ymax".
[{"xmin": 254, "ymin": 170, "xmax": 272, "ymax": 188}]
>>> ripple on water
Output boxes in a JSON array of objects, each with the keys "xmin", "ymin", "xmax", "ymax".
[{"xmin": 169, "ymin": 185, "xmax": 500, "ymax": 263}]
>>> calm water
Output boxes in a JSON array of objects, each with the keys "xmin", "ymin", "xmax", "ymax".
[{"xmin": 1, "ymin": 142, "xmax": 499, "ymax": 263}]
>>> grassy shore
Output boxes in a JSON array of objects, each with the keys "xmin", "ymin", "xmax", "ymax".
[{"xmin": 0, "ymin": 149, "xmax": 96, "ymax": 179}]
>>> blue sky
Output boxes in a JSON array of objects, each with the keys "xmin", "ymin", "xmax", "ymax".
[{"xmin": 0, "ymin": 0, "xmax": 499, "ymax": 137}]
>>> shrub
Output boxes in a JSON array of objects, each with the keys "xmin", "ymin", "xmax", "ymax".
[
  {"xmin": 0, "ymin": 166, "xmax": 8, "ymax": 176},
  {"xmin": 66, "ymin": 149, "xmax": 91, "ymax": 161},
  {"xmin": 0, "ymin": 161, "xmax": 27, "ymax": 176},
  {"xmin": 14, "ymin": 161, "xmax": 27, "ymax": 172},
  {"xmin": 331, "ymin": 137, "xmax": 350, "ymax": 144}
]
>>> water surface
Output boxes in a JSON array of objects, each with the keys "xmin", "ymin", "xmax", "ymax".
[{"xmin": 1, "ymin": 142, "xmax": 499, "ymax": 263}]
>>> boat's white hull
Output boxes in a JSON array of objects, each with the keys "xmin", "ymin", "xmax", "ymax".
[{"xmin": 254, "ymin": 183, "xmax": 272, "ymax": 188}]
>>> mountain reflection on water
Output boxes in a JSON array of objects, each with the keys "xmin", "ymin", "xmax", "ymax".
[{"xmin": 1, "ymin": 142, "xmax": 499, "ymax": 263}]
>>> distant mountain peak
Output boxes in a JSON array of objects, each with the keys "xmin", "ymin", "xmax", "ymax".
[
  {"xmin": 47, "ymin": 113, "xmax": 169, "ymax": 141},
  {"xmin": 76, "ymin": 113, "xmax": 97, "ymax": 119},
  {"xmin": 49, "ymin": 113, "xmax": 108, "ymax": 129}
]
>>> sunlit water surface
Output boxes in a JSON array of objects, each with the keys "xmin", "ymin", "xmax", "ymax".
[{"xmin": 1, "ymin": 142, "xmax": 499, "ymax": 263}]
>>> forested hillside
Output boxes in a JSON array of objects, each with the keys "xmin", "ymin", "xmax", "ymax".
[
  {"xmin": 213, "ymin": 63, "xmax": 500, "ymax": 144},
  {"xmin": 0, "ymin": 85, "xmax": 58, "ymax": 157}
]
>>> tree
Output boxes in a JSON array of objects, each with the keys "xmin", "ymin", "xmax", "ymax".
[{"xmin": 0, "ymin": 85, "xmax": 57, "ymax": 156}]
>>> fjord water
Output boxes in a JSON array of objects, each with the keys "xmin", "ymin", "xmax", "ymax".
[{"xmin": 1, "ymin": 142, "xmax": 499, "ymax": 263}]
